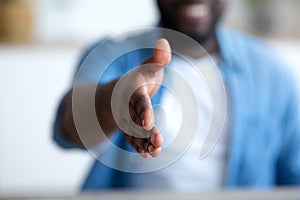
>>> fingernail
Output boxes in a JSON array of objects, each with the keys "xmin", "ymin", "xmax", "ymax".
[
  {"xmin": 141, "ymin": 150, "xmax": 149, "ymax": 158},
  {"xmin": 151, "ymin": 135, "xmax": 156, "ymax": 144},
  {"xmin": 148, "ymin": 145, "xmax": 155, "ymax": 157},
  {"xmin": 148, "ymin": 145, "xmax": 154, "ymax": 153}
]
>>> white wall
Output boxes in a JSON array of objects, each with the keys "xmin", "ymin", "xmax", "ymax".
[
  {"xmin": 29, "ymin": 0, "xmax": 158, "ymax": 43},
  {"xmin": 0, "ymin": 45, "xmax": 90, "ymax": 197}
]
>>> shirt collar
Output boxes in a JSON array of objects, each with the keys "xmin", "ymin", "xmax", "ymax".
[
  {"xmin": 156, "ymin": 22, "xmax": 239, "ymax": 71},
  {"xmin": 216, "ymin": 26, "xmax": 239, "ymax": 71},
  {"xmin": 216, "ymin": 26, "xmax": 246, "ymax": 74}
]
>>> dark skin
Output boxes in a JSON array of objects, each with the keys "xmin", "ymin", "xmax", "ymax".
[
  {"xmin": 61, "ymin": 0, "xmax": 226, "ymax": 158},
  {"xmin": 157, "ymin": 0, "xmax": 225, "ymax": 54}
]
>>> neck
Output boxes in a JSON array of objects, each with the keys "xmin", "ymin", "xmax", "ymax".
[{"xmin": 195, "ymin": 33, "xmax": 219, "ymax": 55}]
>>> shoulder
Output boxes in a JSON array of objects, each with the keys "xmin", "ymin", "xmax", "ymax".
[
  {"xmin": 219, "ymin": 27, "xmax": 293, "ymax": 85},
  {"xmin": 219, "ymin": 28, "xmax": 281, "ymax": 67},
  {"xmin": 74, "ymin": 29, "xmax": 158, "ymax": 83},
  {"xmin": 221, "ymin": 28, "xmax": 298, "ymax": 110},
  {"xmin": 78, "ymin": 29, "xmax": 158, "ymax": 69},
  {"xmin": 83, "ymin": 29, "xmax": 158, "ymax": 57}
]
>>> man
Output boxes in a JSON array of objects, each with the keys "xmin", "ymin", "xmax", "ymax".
[{"xmin": 53, "ymin": 0, "xmax": 300, "ymax": 190}]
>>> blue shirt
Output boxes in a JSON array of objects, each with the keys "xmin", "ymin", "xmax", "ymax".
[{"xmin": 53, "ymin": 27, "xmax": 300, "ymax": 190}]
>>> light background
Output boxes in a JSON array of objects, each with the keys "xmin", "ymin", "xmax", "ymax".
[{"xmin": 0, "ymin": 0, "xmax": 299, "ymax": 197}]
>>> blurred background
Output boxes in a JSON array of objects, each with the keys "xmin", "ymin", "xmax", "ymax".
[{"xmin": 0, "ymin": 0, "xmax": 299, "ymax": 197}]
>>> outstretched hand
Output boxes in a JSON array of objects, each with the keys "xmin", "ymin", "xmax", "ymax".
[{"xmin": 117, "ymin": 38, "xmax": 171, "ymax": 158}]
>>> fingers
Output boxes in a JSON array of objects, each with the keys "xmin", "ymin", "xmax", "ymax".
[
  {"xmin": 127, "ymin": 103, "xmax": 162, "ymax": 158},
  {"xmin": 129, "ymin": 85, "xmax": 154, "ymax": 130},
  {"xmin": 123, "ymin": 134, "xmax": 162, "ymax": 158},
  {"xmin": 123, "ymin": 134, "xmax": 151, "ymax": 158},
  {"xmin": 123, "ymin": 132, "xmax": 162, "ymax": 158},
  {"xmin": 148, "ymin": 145, "xmax": 161, "ymax": 158},
  {"xmin": 132, "ymin": 95, "xmax": 154, "ymax": 131},
  {"xmin": 150, "ymin": 129, "xmax": 163, "ymax": 148}
]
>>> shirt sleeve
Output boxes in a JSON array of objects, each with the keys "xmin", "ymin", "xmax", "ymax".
[
  {"xmin": 276, "ymin": 69, "xmax": 300, "ymax": 185},
  {"xmin": 52, "ymin": 93, "xmax": 83, "ymax": 149},
  {"xmin": 52, "ymin": 39, "xmax": 110, "ymax": 149},
  {"xmin": 52, "ymin": 38, "xmax": 148, "ymax": 149}
]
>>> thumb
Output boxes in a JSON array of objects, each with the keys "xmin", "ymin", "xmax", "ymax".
[
  {"xmin": 142, "ymin": 38, "xmax": 171, "ymax": 68},
  {"xmin": 153, "ymin": 38, "xmax": 172, "ymax": 66}
]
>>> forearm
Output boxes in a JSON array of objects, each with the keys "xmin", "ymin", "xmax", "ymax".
[{"xmin": 60, "ymin": 80, "xmax": 119, "ymax": 147}]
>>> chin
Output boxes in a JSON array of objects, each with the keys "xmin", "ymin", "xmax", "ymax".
[{"xmin": 180, "ymin": 26, "xmax": 215, "ymax": 44}]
